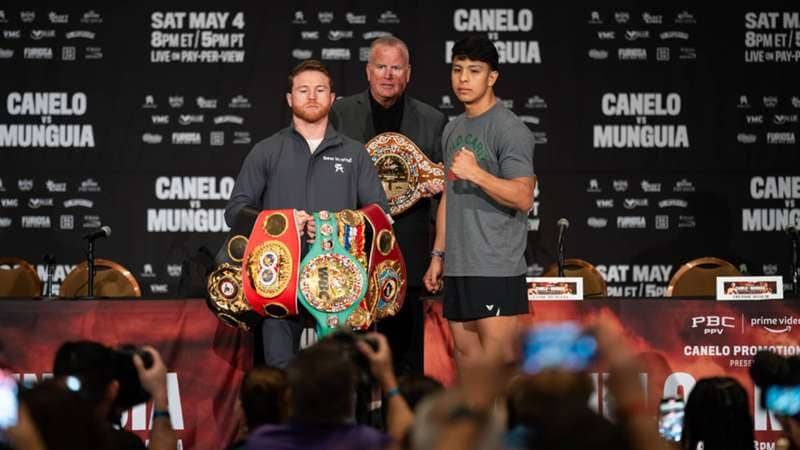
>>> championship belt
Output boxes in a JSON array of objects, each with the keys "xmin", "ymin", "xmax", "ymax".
[
  {"xmin": 241, "ymin": 210, "xmax": 302, "ymax": 318},
  {"xmin": 298, "ymin": 211, "xmax": 368, "ymax": 337},
  {"xmin": 365, "ymin": 132, "xmax": 445, "ymax": 216},
  {"xmin": 359, "ymin": 204, "xmax": 407, "ymax": 322}
]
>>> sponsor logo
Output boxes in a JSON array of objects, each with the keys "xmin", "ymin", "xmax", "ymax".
[
  {"xmin": 21, "ymin": 216, "xmax": 51, "ymax": 229},
  {"xmin": 532, "ymin": 132, "xmax": 548, "ymax": 144},
  {"xmin": 46, "ymin": 180, "xmax": 66, "ymax": 192},
  {"xmin": 62, "ymin": 46, "xmax": 76, "ymax": 60},
  {"xmin": 178, "ymin": 114, "xmax": 204, "ymax": 125},
  {"xmin": 0, "ymin": 217, "xmax": 11, "ymax": 228},
  {"xmin": 318, "ymin": 12, "xmax": 334, "ymax": 24},
  {"xmin": 63, "ymin": 199, "xmax": 93, "ymax": 208},
  {"xmin": 168, "ymin": 96, "xmax": 184, "ymax": 108},
  {"xmin": 1, "ymin": 198, "xmax": 18, "ymax": 208},
  {"xmin": 24, "ymin": 47, "xmax": 53, "ymax": 59},
  {"xmin": 615, "ymin": 12, "xmax": 630, "ymax": 24},
  {"xmin": 763, "ymin": 264, "xmax": 779, "ymax": 276},
  {"xmin": 519, "ymin": 116, "xmax": 540, "ymax": 125},
  {"xmin": 613, "ymin": 179, "xmax": 629, "ymax": 192},
  {"xmin": 597, "ymin": 31, "xmax": 616, "ymax": 40},
  {"xmin": 210, "ymin": 131, "xmax": 224, "ymax": 146},
  {"xmin": 229, "ymin": 95, "xmax": 251, "ymax": 108},
  {"xmin": 65, "ymin": 30, "xmax": 95, "ymax": 40},
  {"xmin": 655, "ymin": 215, "xmax": 669, "ymax": 230},
  {"xmin": 322, "ymin": 48, "xmax": 351, "ymax": 60},
  {"xmin": 588, "ymin": 11, "xmax": 603, "ymax": 24},
  {"xmin": 642, "ymin": 12, "xmax": 663, "ymax": 24},
  {"xmin": 213, "ymin": 115, "xmax": 244, "ymax": 125},
  {"xmin": 141, "ymin": 264, "xmax": 156, "ymax": 278},
  {"xmin": 690, "ymin": 316, "xmax": 735, "ymax": 335},
  {"xmin": 152, "ymin": 115, "xmax": 170, "ymax": 125},
  {"xmin": 675, "ymin": 11, "xmax": 696, "ymax": 24},
  {"xmin": 18, "ymin": 179, "xmax": 34, "ymax": 191},
  {"xmin": 749, "ymin": 315, "xmax": 799, "ymax": 334},
  {"xmin": 624, "ymin": 198, "xmax": 648, "ymax": 209},
  {"xmin": 596, "ymin": 199, "xmax": 615, "ymax": 208},
  {"xmin": 48, "ymin": 12, "xmax": 69, "ymax": 23},
  {"xmin": 587, "ymin": 217, "xmax": 608, "ymax": 228},
  {"xmin": 773, "ymin": 114, "xmax": 799, "ymax": 125},
  {"xmin": 525, "ymin": 95, "xmax": 547, "ymax": 109},
  {"xmin": 292, "ymin": 11, "xmax": 306, "ymax": 24},
  {"xmin": 150, "ymin": 284, "xmax": 169, "ymax": 294},
  {"xmin": 78, "ymin": 178, "xmax": 101, "ymax": 192},
  {"xmin": 346, "ymin": 13, "xmax": 366, "ymax": 24},
  {"xmin": 678, "ymin": 215, "xmax": 696, "ymax": 228},
  {"xmin": 679, "ymin": 47, "xmax": 696, "ymax": 60},
  {"xmin": 527, "ymin": 263, "xmax": 545, "ymax": 276},
  {"xmin": 656, "ymin": 47, "xmax": 670, "ymax": 61},
  {"xmin": 363, "ymin": 31, "xmax": 392, "ymax": 40},
  {"xmin": 625, "ymin": 30, "xmax": 650, "ymax": 41},
  {"xmin": 378, "ymin": 10, "xmax": 399, "ymax": 24},
  {"xmin": 21, "ymin": 11, "xmax": 35, "ymax": 23},
  {"xmin": 233, "ymin": 131, "xmax": 251, "ymax": 144},
  {"xmin": 81, "ymin": 10, "xmax": 102, "ymax": 24},
  {"xmin": 85, "ymin": 46, "xmax": 103, "ymax": 60},
  {"xmin": 142, "ymin": 95, "xmax": 157, "ymax": 108},
  {"xmin": 30, "ymin": 30, "xmax": 56, "ymax": 40},
  {"xmin": 0, "ymin": 48, "xmax": 13, "ymax": 59},
  {"xmin": 737, "ymin": 133, "xmax": 757, "ymax": 144},
  {"xmin": 767, "ymin": 132, "xmax": 796, "ymax": 144},
  {"xmin": 359, "ymin": 47, "xmax": 370, "ymax": 62},
  {"xmin": 172, "ymin": 132, "xmax": 202, "ymax": 145},
  {"xmin": 167, "ymin": 264, "xmax": 183, "ymax": 278},
  {"xmin": 301, "ymin": 30, "xmax": 319, "ymax": 40},
  {"xmin": 588, "ymin": 49, "xmax": 608, "ymax": 60},
  {"xmin": 745, "ymin": 115, "xmax": 763, "ymax": 124},
  {"xmin": 618, "ymin": 48, "xmax": 646, "ymax": 60},
  {"xmin": 587, "ymin": 179, "xmax": 601, "ymax": 192},
  {"xmin": 658, "ymin": 199, "xmax": 689, "ymax": 208},
  {"xmin": 142, "ymin": 133, "xmax": 163, "ymax": 144},
  {"xmin": 617, "ymin": 216, "xmax": 646, "ymax": 229},
  {"xmin": 763, "ymin": 96, "xmax": 778, "ymax": 108},
  {"xmin": 738, "ymin": 95, "xmax": 750, "ymax": 108},
  {"xmin": 2, "ymin": 30, "xmax": 21, "ymax": 39},
  {"xmin": 292, "ymin": 48, "xmax": 312, "ymax": 59},
  {"xmin": 328, "ymin": 30, "xmax": 354, "ymax": 41},
  {"xmin": 60, "ymin": 215, "xmax": 74, "ymax": 230},
  {"xmin": 792, "ymin": 97, "xmax": 800, "ymax": 108},
  {"xmin": 196, "ymin": 97, "xmax": 217, "ymax": 109},
  {"xmin": 500, "ymin": 98, "xmax": 514, "ymax": 109},
  {"xmin": 0, "ymin": 179, "xmax": 4, "ymax": 191},
  {"xmin": 660, "ymin": 31, "xmax": 689, "ymax": 40},
  {"xmin": 29, "ymin": 198, "xmax": 54, "ymax": 209},
  {"xmin": 641, "ymin": 180, "xmax": 661, "ymax": 193},
  {"xmin": 439, "ymin": 95, "xmax": 454, "ymax": 109},
  {"xmin": 82, "ymin": 214, "xmax": 101, "ymax": 228},
  {"xmin": 0, "ymin": 10, "xmax": 6, "ymax": 23}
]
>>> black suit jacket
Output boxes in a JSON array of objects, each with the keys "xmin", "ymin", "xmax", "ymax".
[{"xmin": 331, "ymin": 90, "xmax": 447, "ymax": 287}]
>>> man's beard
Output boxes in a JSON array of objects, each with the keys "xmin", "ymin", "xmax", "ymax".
[{"xmin": 292, "ymin": 102, "xmax": 329, "ymax": 123}]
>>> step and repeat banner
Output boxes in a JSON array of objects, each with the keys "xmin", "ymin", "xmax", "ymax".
[{"xmin": 1, "ymin": 1, "xmax": 799, "ymax": 297}]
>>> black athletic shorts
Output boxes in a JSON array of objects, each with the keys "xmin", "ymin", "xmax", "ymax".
[{"xmin": 443, "ymin": 275, "xmax": 529, "ymax": 322}]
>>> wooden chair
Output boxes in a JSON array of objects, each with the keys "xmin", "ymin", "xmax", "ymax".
[
  {"xmin": 0, "ymin": 257, "xmax": 42, "ymax": 297},
  {"xmin": 666, "ymin": 257, "xmax": 741, "ymax": 297},
  {"xmin": 543, "ymin": 258, "xmax": 607, "ymax": 298},
  {"xmin": 60, "ymin": 258, "xmax": 141, "ymax": 298}
]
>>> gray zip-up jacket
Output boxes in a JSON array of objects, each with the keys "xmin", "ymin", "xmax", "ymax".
[{"xmin": 225, "ymin": 123, "xmax": 388, "ymax": 227}]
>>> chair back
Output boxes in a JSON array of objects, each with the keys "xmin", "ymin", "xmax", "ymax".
[
  {"xmin": 666, "ymin": 257, "xmax": 741, "ymax": 297},
  {"xmin": 0, "ymin": 257, "xmax": 42, "ymax": 297},
  {"xmin": 61, "ymin": 259, "xmax": 142, "ymax": 298},
  {"xmin": 542, "ymin": 258, "xmax": 608, "ymax": 298}
]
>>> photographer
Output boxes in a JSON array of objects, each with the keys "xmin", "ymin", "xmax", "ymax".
[
  {"xmin": 751, "ymin": 351, "xmax": 800, "ymax": 450},
  {"xmin": 52, "ymin": 341, "xmax": 178, "ymax": 450}
]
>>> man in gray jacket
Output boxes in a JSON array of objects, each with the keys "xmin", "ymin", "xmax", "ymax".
[
  {"xmin": 226, "ymin": 60, "xmax": 387, "ymax": 368},
  {"xmin": 331, "ymin": 37, "xmax": 447, "ymax": 374}
]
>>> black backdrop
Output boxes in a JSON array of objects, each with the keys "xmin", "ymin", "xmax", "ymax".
[{"xmin": 2, "ymin": 1, "xmax": 799, "ymax": 297}]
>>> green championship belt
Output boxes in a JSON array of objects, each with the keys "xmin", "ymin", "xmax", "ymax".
[{"xmin": 297, "ymin": 210, "xmax": 368, "ymax": 337}]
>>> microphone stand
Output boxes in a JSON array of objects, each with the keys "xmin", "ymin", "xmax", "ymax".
[
  {"xmin": 791, "ymin": 233, "xmax": 799, "ymax": 297},
  {"xmin": 42, "ymin": 254, "xmax": 56, "ymax": 298},
  {"xmin": 557, "ymin": 232, "xmax": 566, "ymax": 277},
  {"xmin": 87, "ymin": 239, "xmax": 95, "ymax": 298}
]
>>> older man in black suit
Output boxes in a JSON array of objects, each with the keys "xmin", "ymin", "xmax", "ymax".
[{"xmin": 331, "ymin": 36, "xmax": 447, "ymax": 375}]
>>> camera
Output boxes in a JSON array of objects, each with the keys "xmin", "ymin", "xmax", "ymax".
[
  {"xmin": 111, "ymin": 345, "xmax": 154, "ymax": 410},
  {"xmin": 521, "ymin": 322, "xmax": 597, "ymax": 374}
]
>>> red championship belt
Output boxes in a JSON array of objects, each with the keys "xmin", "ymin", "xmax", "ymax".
[
  {"xmin": 241, "ymin": 209, "xmax": 302, "ymax": 318},
  {"xmin": 358, "ymin": 204, "xmax": 407, "ymax": 324}
]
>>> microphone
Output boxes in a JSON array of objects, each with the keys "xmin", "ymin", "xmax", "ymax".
[
  {"xmin": 82, "ymin": 225, "xmax": 112, "ymax": 241},
  {"xmin": 556, "ymin": 218, "xmax": 569, "ymax": 277},
  {"xmin": 787, "ymin": 224, "xmax": 799, "ymax": 237}
]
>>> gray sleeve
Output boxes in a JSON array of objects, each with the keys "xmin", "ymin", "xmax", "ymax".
[
  {"xmin": 225, "ymin": 145, "xmax": 267, "ymax": 227},
  {"xmin": 355, "ymin": 145, "xmax": 389, "ymax": 212},
  {"xmin": 497, "ymin": 123, "xmax": 535, "ymax": 180}
]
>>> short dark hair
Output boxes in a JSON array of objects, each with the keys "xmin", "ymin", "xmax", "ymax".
[
  {"xmin": 53, "ymin": 340, "xmax": 115, "ymax": 406},
  {"xmin": 451, "ymin": 35, "xmax": 499, "ymax": 71},
  {"xmin": 682, "ymin": 377, "xmax": 754, "ymax": 450},
  {"xmin": 288, "ymin": 59, "xmax": 333, "ymax": 92},
  {"xmin": 287, "ymin": 339, "xmax": 357, "ymax": 423},
  {"xmin": 239, "ymin": 366, "xmax": 288, "ymax": 430}
]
